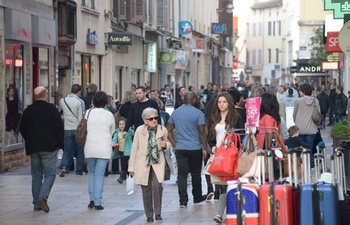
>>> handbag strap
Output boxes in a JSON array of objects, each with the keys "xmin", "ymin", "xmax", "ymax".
[
  {"xmin": 64, "ymin": 97, "xmax": 78, "ymax": 119},
  {"xmin": 85, "ymin": 109, "xmax": 92, "ymax": 120}
]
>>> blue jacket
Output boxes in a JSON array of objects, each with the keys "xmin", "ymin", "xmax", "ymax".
[{"xmin": 112, "ymin": 127, "xmax": 134, "ymax": 156}]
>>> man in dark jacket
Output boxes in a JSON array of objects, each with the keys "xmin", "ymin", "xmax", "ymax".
[
  {"xmin": 334, "ymin": 85, "xmax": 348, "ymax": 123},
  {"xmin": 317, "ymin": 88, "xmax": 330, "ymax": 129},
  {"xmin": 83, "ymin": 83, "xmax": 97, "ymax": 109},
  {"xmin": 328, "ymin": 84, "xmax": 336, "ymax": 125},
  {"xmin": 20, "ymin": 86, "xmax": 64, "ymax": 213}
]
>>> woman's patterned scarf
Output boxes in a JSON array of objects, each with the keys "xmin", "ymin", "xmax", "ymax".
[{"xmin": 146, "ymin": 125, "xmax": 160, "ymax": 166}]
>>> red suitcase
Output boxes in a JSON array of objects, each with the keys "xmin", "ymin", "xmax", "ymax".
[{"xmin": 259, "ymin": 183, "xmax": 294, "ymax": 225}]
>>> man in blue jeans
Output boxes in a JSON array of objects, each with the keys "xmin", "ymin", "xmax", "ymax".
[
  {"xmin": 167, "ymin": 93, "xmax": 208, "ymax": 208},
  {"xmin": 20, "ymin": 86, "xmax": 64, "ymax": 212},
  {"xmin": 59, "ymin": 84, "xmax": 85, "ymax": 176}
]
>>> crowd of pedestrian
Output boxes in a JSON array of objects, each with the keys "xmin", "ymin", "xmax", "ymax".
[{"xmin": 20, "ymin": 80, "xmax": 348, "ymax": 223}]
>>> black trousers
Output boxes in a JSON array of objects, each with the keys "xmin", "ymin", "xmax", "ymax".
[{"xmin": 175, "ymin": 149, "xmax": 203, "ymax": 204}]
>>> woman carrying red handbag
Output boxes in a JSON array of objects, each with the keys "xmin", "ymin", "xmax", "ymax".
[{"xmin": 207, "ymin": 92, "xmax": 244, "ymax": 224}]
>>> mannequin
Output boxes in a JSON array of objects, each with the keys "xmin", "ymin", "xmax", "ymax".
[{"xmin": 6, "ymin": 87, "xmax": 20, "ymax": 145}]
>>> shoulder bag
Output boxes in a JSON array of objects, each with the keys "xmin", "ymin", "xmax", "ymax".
[
  {"xmin": 207, "ymin": 132, "xmax": 240, "ymax": 181},
  {"xmin": 75, "ymin": 109, "xmax": 92, "ymax": 146},
  {"xmin": 311, "ymin": 98, "xmax": 322, "ymax": 125}
]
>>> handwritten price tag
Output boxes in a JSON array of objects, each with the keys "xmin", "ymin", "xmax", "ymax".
[{"xmin": 245, "ymin": 97, "xmax": 261, "ymax": 130}]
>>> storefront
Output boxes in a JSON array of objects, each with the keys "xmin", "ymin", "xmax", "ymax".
[{"xmin": 1, "ymin": 7, "xmax": 56, "ymax": 172}]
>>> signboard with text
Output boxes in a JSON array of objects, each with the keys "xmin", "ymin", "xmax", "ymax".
[
  {"xmin": 245, "ymin": 97, "xmax": 261, "ymax": 132},
  {"xmin": 326, "ymin": 32, "xmax": 342, "ymax": 52}
]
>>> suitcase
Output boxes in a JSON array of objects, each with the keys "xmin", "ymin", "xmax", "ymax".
[
  {"xmin": 258, "ymin": 148, "xmax": 300, "ymax": 225},
  {"xmin": 299, "ymin": 182, "xmax": 340, "ymax": 225},
  {"xmin": 334, "ymin": 147, "xmax": 349, "ymax": 225},
  {"xmin": 226, "ymin": 150, "xmax": 265, "ymax": 225},
  {"xmin": 259, "ymin": 183, "xmax": 294, "ymax": 225},
  {"xmin": 226, "ymin": 183, "xmax": 259, "ymax": 225}
]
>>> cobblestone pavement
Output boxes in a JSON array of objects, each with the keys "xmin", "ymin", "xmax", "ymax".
[{"xmin": 0, "ymin": 124, "xmax": 335, "ymax": 225}]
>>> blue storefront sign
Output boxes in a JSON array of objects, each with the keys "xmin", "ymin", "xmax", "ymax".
[
  {"xmin": 211, "ymin": 23, "xmax": 227, "ymax": 35},
  {"xmin": 178, "ymin": 21, "xmax": 193, "ymax": 35}
]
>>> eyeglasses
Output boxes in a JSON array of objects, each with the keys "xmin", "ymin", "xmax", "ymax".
[{"xmin": 146, "ymin": 116, "xmax": 158, "ymax": 121}]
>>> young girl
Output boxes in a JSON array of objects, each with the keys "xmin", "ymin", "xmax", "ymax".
[
  {"xmin": 112, "ymin": 118, "xmax": 134, "ymax": 184},
  {"xmin": 208, "ymin": 92, "xmax": 244, "ymax": 224}
]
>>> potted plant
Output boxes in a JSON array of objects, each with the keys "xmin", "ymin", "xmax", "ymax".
[{"xmin": 331, "ymin": 120, "xmax": 350, "ymax": 150}]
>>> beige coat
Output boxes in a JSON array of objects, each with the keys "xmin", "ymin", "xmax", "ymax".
[{"xmin": 128, "ymin": 124, "xmax": 171, "ymax": 186}]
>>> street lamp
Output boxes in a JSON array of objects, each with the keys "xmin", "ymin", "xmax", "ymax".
[{"xmin": 217, "ymin": 3, "xmax": 234, "ymax": 13}]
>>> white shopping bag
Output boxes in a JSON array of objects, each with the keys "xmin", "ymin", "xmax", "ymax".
[
  {"xmin": 126, "ymin": 175, "xmax": 135, "ymax": 195},
  {"xmin": 170, "ymin": 148, "xmax": 178, "ymax": 175}
]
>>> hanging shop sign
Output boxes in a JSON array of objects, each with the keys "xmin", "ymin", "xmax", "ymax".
[
  {"xmin": 326, "ymin": 32, "xmax": 341, "ymax": 53},
  {"xmin": 159, "ymin": 52, "xmax": 173, "ymax": 65},
  {"xmin": 147, "ymin": 43, "xmax": 157, "ymax": 72},
  {"xmin": 322, "ymin": 62, "xmax": 339, "ymax": 70},
  {"xmin": 211, "ymin": 23, "xmax": 227, "ymax": 35},
  {"xmin": 324, "ymin": 0, "xmax": 350, "ymax": 19},
  {"xmin": 192, "ymin": 38, "xmax": 206, "ymax": 52},
  {"xmin": 107, "ymin": 32, "xmax": 132, "ymax": 45},
  {"xmin": 178, "ymin": 21, "xmax": 193, "ymax": 35}
]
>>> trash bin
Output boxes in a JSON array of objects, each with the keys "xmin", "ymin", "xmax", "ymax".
[{"xmin": 340, "ymin": 141, "xmax": 350, "ymax": 191}]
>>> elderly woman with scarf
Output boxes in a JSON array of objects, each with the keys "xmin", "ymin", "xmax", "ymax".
[{"xmin": 128, "ymin": 107, "xmax": 171, "ymax": 222}]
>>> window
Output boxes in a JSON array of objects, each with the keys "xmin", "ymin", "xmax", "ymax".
[
  {"xmin": 253, "ymin": 23, "xmax": 256, "ymax": 37},
  {"xmin": 258, "ymin": 22, "xmax": 262, "ymax": 36},
  {"xmin": 82, "ymin": 0, "xmax": 94, "ymax": 9},
  {"xmin": 268, "ymin": 21, "xmax": 272, "ymax": 36},
  {"xmin": 273, "ymin": 21, "xmax": 275, "ymax": 36},
  {"xmin": 268, "ymin": 49, "xmax": 271, "ymax": 63},
  {"xmin": 252, "ymin": 49, "xmax": 256, "ymax": 65},
  {"xmin": 275, "ymin": 21, "xmax": 281, "ymax": 36},
  {"xmin": 276, "ymin": 48, "xmax": 279, "ymax": 63},
  {"xmin": 258, "ymin": 49, "xmax": 262, "ymax": 64},
  {"xmin": 5, "ymin": 43, "xmax": 25, "ymax": 147}
]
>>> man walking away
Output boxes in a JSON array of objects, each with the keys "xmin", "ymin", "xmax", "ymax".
[
  {"xmin": 167, "ymin": 93, "xmax": 208, "ymax": 208},
  {"xmin": 84, "ymin": 83, "xmax": 97, "ymax": 110},
  {"xmin": 20, "ymin": 86, "xmax": 64, "ymax": 213},
  {"xmin": 59, "ymin": 84, "xmax": 86, "ymax": 176},
  {"xmin": 328, "ymin": 84, "xmax": 336, "ymax": 126},
  {"xmin": 334, "ymin": 85, "xmax": 348, "ymax": 123}
]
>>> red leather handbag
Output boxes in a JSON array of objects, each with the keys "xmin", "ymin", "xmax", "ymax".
[{"xmin": 208, "ymin": 133, "xmax": 240, "ymax": 181}]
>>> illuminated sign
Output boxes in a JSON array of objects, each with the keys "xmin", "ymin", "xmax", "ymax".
[{"xmin": 324, "ymin": 0, "xmax": 350, "ymax": 19}]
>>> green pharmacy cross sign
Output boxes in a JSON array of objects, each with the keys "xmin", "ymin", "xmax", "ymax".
[{"xmin": 325, "ymin": 0, "xmax": 350, "ymax": 19}]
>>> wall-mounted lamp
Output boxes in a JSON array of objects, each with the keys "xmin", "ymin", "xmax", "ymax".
[{"xmin": 217, "ymin": 3, "xmax": 234, "ymax": 14}]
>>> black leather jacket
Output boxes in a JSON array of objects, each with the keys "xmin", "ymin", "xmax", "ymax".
[{"xmin": 334, "ymin": 93, "xmax": 348, "ymax": 116}]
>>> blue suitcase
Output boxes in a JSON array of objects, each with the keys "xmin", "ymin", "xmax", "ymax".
[{"xmin": 300, "ymin": 182, "xmax": 340, "ymax": 225}]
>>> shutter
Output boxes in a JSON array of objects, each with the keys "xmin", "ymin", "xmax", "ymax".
[
  {"xmin": 135, "ymin": 0, "xmax": 146, "ymax": 22},
  {"xmin": 115, "ymin": 0, "xmax": 126, "ymax": 20},
  {"xmin": 157, "ymin": 0, "xmax": 164, "ymax": 26},
  {"xmin": 126, "ymin": 0, "xmax": 134, "ymax": 21}
]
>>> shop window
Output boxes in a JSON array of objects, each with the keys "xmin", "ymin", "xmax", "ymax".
[{"xmin": 5, "ymin": 43, "xmax": 24, "ymax": 147}]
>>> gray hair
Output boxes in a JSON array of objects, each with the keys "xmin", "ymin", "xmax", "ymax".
[
  {"xmin": 142, "ymin": 107, "xmax": 158, "ymax": 120},
  {"xmin": 267, "ymin": 85, "xmax": 278, "ymax": 95}
]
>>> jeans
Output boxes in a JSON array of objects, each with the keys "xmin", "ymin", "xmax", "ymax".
[
  {"xmin": 329, "ymin": 104, "xmax": 335, "ymax": 124},
  {"xmin": 175, "ymin": 149, "xmax": 203, "ymax": 204},
  {"xmin": 299, "ymin": 134, "xmax": 316, "ymax": 161},
  {"xmin": 86, "ymin": 158, "xmax": 108, "ymax": 206},
  {"xmin": 31, "ymin": 150, "xmax": 57, "ymax": 208},
  {"xmin": 60, "ymin": 130, "xmax": 84, "ymax": 174},
  {"xmin": 334, "ymin": 115, "xmax": 344, "ymax": 123}
]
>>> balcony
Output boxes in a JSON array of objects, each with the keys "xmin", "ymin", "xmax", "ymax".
[{"xmin": 58, "ymin": 0, "xmax": 77, "ymax": 45}]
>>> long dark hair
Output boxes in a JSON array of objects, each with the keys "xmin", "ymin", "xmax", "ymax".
[
  {"xmin": 260, "ymin": 93, "xmax": 281, "ymax": 124},
  {"xmin": 209, "ymin": 92, "xmax": 238, "ymax": 140}
]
